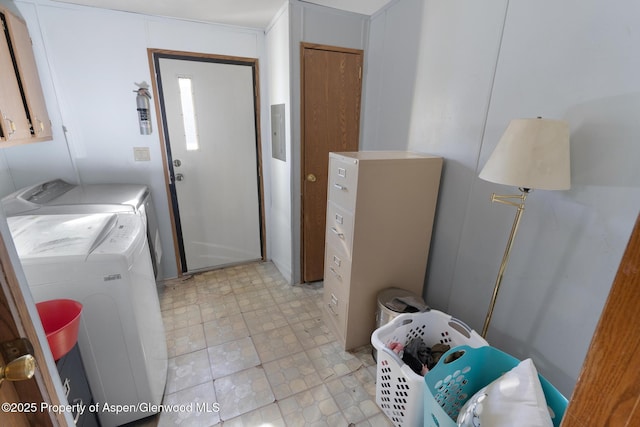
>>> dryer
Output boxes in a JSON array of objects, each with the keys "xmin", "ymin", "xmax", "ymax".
[
  {"xmin": 8, "ymin": 213, "xmax": 168, "ymax": 427},
  {"xmin": 1, "ymin": 179, "xmax": 162, "ymax": 280}
]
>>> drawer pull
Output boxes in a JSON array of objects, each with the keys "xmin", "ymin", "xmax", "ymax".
[
  {"xmin": 63, "ymin": 377, "xmax": 71, "ymax": 397},
  {"xmin": 327, "ymin": 303, "xmax": 338, "ymax": 316},
  {"xmin": 330, "ymin": 227, "xmax": 344, "ymax": 238},
  {"xmin": 4, "ymin": 117, "xmax": 16, "ymax": 137},
  {"xmin": 72, "ymin": 398, "xmax": 83, "ymax": 424},
  {"xmin": 329, "ymin": 267, "xmax": 342, "ymax": 281},
  {"xmin": 328, "ymin": 293, "xmax": 339, "ymax": 316},
  {"xmin": 333, "ymin": 183, "xmax": 347, "ymax": 191}
]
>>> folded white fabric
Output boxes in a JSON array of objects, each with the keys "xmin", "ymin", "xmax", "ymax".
[{"xmin": 457, "ymin": 358, "xmax": 553, "ymax": 427}]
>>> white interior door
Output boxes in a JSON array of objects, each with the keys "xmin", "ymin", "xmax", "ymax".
[{"xmin": 158, "ymin": 57, "xmax": 262, "ymax": 272}]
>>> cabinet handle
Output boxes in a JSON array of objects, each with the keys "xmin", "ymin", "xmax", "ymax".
[
  {"xmin": 333, "ymin": 183, "xmax": 347, "ymax": 191},
  {"xmin": 329, "ymin": 266, "xmax": 342, "ymax": 281},
  {"xmin": 4, "ymin": 117, "xmax": 16, "ymax": 137},
  {"xmin": 36, "ymin": 118, "xmax": 44, "ymax": 134},
  {"xmin": 63, "ymin": 377, "xmax": 71, "ymax": 397},
  {"xmin": 330, "ymin": 227, "xmax": 344, "ymax": 238},
  {"xmin": 72, "ymin": 398, "xmax": 83, "ymax": 424},
  {"xmin": 327, "ymin": 293, "xmax": 339, "ymax": 316}
]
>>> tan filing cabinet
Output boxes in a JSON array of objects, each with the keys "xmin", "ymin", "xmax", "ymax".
[{"xmin": 323, "ymin": 151, "xmax": 443, "ymax": 350}]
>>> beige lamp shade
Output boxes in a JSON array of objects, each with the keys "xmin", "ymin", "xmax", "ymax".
[{"xmin": 479, "ymin": 118, "xmax": 571, "ymax": 190}]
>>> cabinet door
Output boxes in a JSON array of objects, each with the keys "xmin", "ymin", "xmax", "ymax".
[
  {"xmin": 57, "ymin": 345, "xmax": 94, "ymax": 426},
  {"xmin": 5, "ymin": 11, "xmax": 52, "ymax": 140},
  {"xmin": 0, "ymin": 13, "xmax": 31, "ymax": 143}
]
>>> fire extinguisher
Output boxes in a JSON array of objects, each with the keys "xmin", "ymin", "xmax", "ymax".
[{"xmin": 134, "ymin": 82, "xmax": 152, "ymax": 135}]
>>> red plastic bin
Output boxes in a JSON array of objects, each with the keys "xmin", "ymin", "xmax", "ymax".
[{"xmin": 36, "ymin": 299, "xmax": 83, "ymax": 361}]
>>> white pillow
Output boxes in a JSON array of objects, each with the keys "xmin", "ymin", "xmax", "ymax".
[{"xmin": 456, "ymin": 358, "xmax": 553, "ymax": 427}]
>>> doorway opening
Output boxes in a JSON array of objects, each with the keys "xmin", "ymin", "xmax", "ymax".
[{"xmin": 149, "ymin": 50, "xmax": 266, "ymax": 275}]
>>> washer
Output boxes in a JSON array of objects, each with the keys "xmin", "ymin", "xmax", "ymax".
[
  {"xmin": 1, "ymin": 179, "xmax": 162, "ymax": 280},
  {"xmin": 8, "ymin": 213, "xmax": 168, "ymax": 427}
]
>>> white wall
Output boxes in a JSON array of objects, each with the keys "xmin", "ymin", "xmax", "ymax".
[
  {"xmin": 7, "ymin": 0, "xmax": 269, "ymax": 279},
  {"xmin": 265, "ymin": 4, "xmax": 294, "ymax": 283},
  {"xmin": 365, "ymin": 0, "xmax": 640, "ymax": 397}
]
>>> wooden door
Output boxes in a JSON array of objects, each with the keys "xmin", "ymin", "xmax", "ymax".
[
  {"xmin": 5, "ymin": 10, "xmax": 52, "ymax": 141},
  {"xmin": 0, "ymin": 12, "xmax": 31, "ymax": 144},
  {"xmin": 0, "ymin": 234, "xmax": 64, "ymax": 426},
  {"xmin": 561, "ymin": 213, "xmax": 640, "ymax": 426},
  {"xmin": 301, "ymin": 43, "xmax": 363, "ymax": 282}
]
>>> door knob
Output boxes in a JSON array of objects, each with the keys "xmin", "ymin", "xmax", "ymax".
[
  {"xmin": 306, "ymin": 173, "xmax": 317, "ymax": 182},
  {"xmin": 0, "ymin": 354, "xmax": 36, "ymax": 385},
  {"xmin": 175, "ymin": 173, "xmax": 184, "ymax": 182}
]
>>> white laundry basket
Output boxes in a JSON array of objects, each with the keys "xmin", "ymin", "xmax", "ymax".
[{"xmin": 371, "ymin": 310, "xmax": 487, "ymax": 427}]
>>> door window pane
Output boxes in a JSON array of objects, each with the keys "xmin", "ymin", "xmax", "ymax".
[{"xmin": 178, "ymin": 77, "xmax": 199, "ymax": 151}]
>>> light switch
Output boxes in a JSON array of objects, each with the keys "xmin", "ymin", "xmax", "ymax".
[{"xmin": 134, "ymin": 147, "xmax": 151, "ymax": 161}]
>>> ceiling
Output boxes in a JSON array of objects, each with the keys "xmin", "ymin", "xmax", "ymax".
[{"xmin": 50, "ymin": 0, "xmax": 394, "ymax": 29}]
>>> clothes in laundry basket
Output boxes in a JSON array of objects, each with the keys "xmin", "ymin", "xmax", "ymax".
[{"xmin": 401, "ymin": 338, "xmax": 451, "ymax": 375}]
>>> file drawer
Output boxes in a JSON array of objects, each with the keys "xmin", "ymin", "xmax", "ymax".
[
  {"xmin": 328, "ymin": 156, "xmax": 358, "ymax": 211},
  {"xmin": 324, "ymin": 242, "xmax": 352, "ymax": 285},
  {"xmin": 323, "ymin": 271, "xmax": 349, "ymax": 336},
  {"xmin": 325, "ymin": 201, "xmax": 354, "ymax": 257}
]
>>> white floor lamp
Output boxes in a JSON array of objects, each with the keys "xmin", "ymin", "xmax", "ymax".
[{"xmin": 478, "ymin": 117, "xmax": 571, "ymax": 338}]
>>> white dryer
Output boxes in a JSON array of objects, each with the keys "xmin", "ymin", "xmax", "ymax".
[
  {"xmin": 1, "ymin": 179, "xmax": 163, "ymax": 280},
  {"xmin": 8, "ymin": 213, "xmax": 167, "ymax": 427}
]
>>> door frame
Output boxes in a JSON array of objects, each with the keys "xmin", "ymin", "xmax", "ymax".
[
  {"xmin": 299, "ymin": 42, "xmax": 364, "ymax": 282},
  {"xmin": 560, "ymin": 213, "xmax": 640, "ymax": 425},
  {"xmin": 147, "ymin": 49, "xmax": 266, "ymax": 276}
]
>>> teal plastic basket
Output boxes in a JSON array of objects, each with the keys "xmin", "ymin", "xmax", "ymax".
[{"xmin": 423, "ymin": 345, "xmax": 567, "ymax": 427}]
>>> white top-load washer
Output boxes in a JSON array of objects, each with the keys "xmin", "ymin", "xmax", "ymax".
[
  {"xmin": 8, "ymin": 212, "xmax": 168, "ymax": 427},
  {"xmin": 1, "ymin": 179, "xmax": 163, "ymax": 280}
]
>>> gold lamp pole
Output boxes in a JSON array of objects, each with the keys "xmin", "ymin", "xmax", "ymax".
[
  {"xmin": 481, "ymin": 189, "xmax": 528, "ymax": 338},
  {"xmin": 478, "ymin": 117, "xmax": 570, "ymax": 339}
]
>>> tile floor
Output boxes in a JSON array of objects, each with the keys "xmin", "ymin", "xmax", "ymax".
[{"xmin": 129, "ymin": 261, "xmax": 394, "ymax": 427}]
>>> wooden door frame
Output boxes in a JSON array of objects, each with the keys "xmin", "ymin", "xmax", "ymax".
[
  {"xmin": 560, "ymin": 213, "xmax": 640, "ymax": 425},
  {"xmin": 0, "ymin": 234, "xmax": 65, "ymax": 426},
  {"xmin": 147, "ymin": 49, "xmax": 266, "ymax": 276},
  {"xmin": 299, "ymin": 42, "xmax": 364, "ymax": 282}
]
